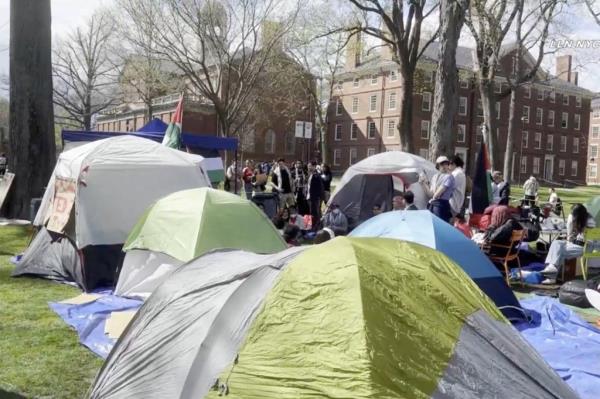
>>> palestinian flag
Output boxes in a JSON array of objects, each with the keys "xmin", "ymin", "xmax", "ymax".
[
  {"xmin": 162, "ymin": 96, "xmax": 183, "ymax": 149},
  {"xmin": 470, "ymin": 142, "xmax": 493, "ymax": 215}
]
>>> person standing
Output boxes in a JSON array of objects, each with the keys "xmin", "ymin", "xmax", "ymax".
[
  {"xmin": 421, "ymin": 156, "xmax": 455, "ymax": 223},
  {"xmin": 291, "ymin": 160, "xmax": 309, "ymax": 215},
  {"xmin": 306, "ymin": 161, "xmax": 324, "ymax": 231},
  {"xmin": 491, "ymin": 171, "xmax": 510, "ymax": 206},
  {"xmin": 403, "ymin": 191, "xmax": 418, "ymax": 210},
  {"xmin": 225, "ymin": 161, "xmax": 240, "ymax": 193},
  {"xmin": 271, "ymin": 158, "xmax": 295, "ymax": 209},
  {"xmin": 449, "ymin": 155, "xmax": 466, "ymax": 217},
  {"xmin": 242, "ymin": 160, "xmax": 254, "ymax": 199},
  {"xmin": 523, "ymin": 176, "xmax": 539, "ymax": 206},
  {"xmin": 320, "ymin": 164, "xmax": 333, "ymax": 204}
]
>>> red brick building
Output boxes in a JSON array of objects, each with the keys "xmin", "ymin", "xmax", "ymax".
[
  {"xmin": 328, "ymin": 42, "xmax": 595, "ymax": 186},
  {"xmin": 587, "ymin": 98, "xmax": 600, "ymax": 184}
]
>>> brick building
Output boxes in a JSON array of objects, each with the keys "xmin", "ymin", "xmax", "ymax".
[
  {"xmin": 328, "ymin": 41, "xmax": 595, "ymax": 186},
  {"xmin": 587, "ymin": 98, "xmax": 600, "ymax": 184}
]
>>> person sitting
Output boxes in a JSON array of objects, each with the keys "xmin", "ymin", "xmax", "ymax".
[
  {"xmin": 403, "ymin": 191, "xmax": 418, "ymax": 210},
  {"xmin": 322, "ymin": 203, "xmax": 348, "ymax": 235},
  {"xmin": 314, "ymin": 227, "xmax": 335, "ymax": 244},
  {"xmin": 482, "ymin": 206, "xmax": 523, "ymax": 258},
  {"xmin": 283, "ymin": 224, "xmax": 301, "ymax": 247},
  {"xmin": 547, "ymin": 187, "xmax": 563, "ymax": 215},
  {"xmin": 372, "ymin": 204, "xmax": 383, "ymax": 217},
  {"xmin": 541, "ymin": 204, "xmax": 596, "ymax": 284},
  {"xmin": 288, "ymin": 206, "xmax": 306, "ymax": 231},
  {"xmin": 392, "ymin": 195, "xmax": 405, "ymax": 210}
]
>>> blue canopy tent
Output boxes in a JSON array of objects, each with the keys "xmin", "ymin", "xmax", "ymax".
[
  {"xmin": 62, "ymin": 119, "xmax": 238, "ymax": 183},
  {"xmin": 350, "ymin": 210, "xmax": 524, "ymax": 321}
]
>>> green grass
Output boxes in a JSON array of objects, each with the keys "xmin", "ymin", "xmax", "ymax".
[
  {"xmin": 0, "ymin": 226, "xmax": 103, "ymax": 399},
  {"xmin": 510, "ymin": 184, "xmax": 600, "ymax": 215}
]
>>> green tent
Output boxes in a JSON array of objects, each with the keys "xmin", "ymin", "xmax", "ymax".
[
  {"xmin": 114, "ymin": 188, "xmax": 286, "ymax": 298},
  {"xmin": 92, "ymin": 238, "xmax": 576, "ymax": 398}
]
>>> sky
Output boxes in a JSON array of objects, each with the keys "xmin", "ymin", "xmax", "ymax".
[{"xmin": 1, "ymin": 0, "xmax": 600, "ymax": 98}]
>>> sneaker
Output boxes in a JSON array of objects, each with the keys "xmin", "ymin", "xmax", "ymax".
[
  {"xmin": 541, "ymin": 264, "xmax": 558, "ymax": 274},
  {"xmin": 541, "ymin": 278, "xmax": 556, "ymax": 285}
]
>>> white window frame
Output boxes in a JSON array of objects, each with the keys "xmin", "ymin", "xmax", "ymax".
[
  {"xmin": 370, "ymin": 75, "xmax": 378, "ymax": 85},
  {"xmin": 591, "ymin": 144, "xmax": 599, "ymax": 159},
  {"xmin": 594, "ymin": 109, "xmax": 600, "ymax": 119},
  {"xmin": 534, "ymin": 132, "xmax": 542, "ymax": 149},
  {"xmin": 387, "ymin": 120, "xmax": 396, "ymax": 137},
  {"xmin": 333, "ymin": 149, "xmax": 341, "ymax": 166},
  {"xmin": 457, "ymin": 124, "xmax": 466, "ymax": 143},
  {"xmin": 265, "ymin": 129, "xmax": 276, "ymax": 154},
  {"xmin": 563, "ymin": 93, "xmax": 569, "ymax": 106},
  {"xmin": 575, "ymin": 114, "xmax": 581, "ymax": 130},
  {"xmin": 525, "ymin": 86, "xmax": 531, "ymax": 99},
  {"xmin": 334, "ymin": 124, "xmax": 342, "ymax": 141},
  {"xmin": 477, "ymin": 100, "xmax": 484, "ymax": 117},
  {"xmin": 521, "ymin": 156, "xmax": 528, "ymax": 173},
  {"xmin": 369, "ymin": 95, "xmax": 377, "ymax": 112},
  {"xmin": 547, "ymin": 134, "xmax": 553, "ymax": 151},
  {"xmin": 350, "ymin": 123, "xmax": 358, "ymax": 141},
  {"xmin": 424, "ymin": 70, "xmax": 434, "ymax": 83},
  {"xmin": 351, "ymin": 97, "xmax": 359, "ymax": 114},
  {"xmin": 537, "ymin": 89, "xmax": 544, "ymax": 101},
  {"xmin": 550, "ymin": 90, "xmax": 556, "ymax": 103},
  {"xmin": 591, "ymin": 164, "xmax": 598, "ymax": 178},
  {"xmin": 574, "ymin": 137, "xmax": 580, "ymax": 154},
  {"xmin": 572, "ymin": 160, "xmax": 578, "ymax": 176},
  {"xmin": 593, "ymin": 125, "xmax": 600, "ymax": 139},
  {"xmin": 460, "ymin": 79, "xmax": 469, "ymax": 89},
  {"xmin": 548, "ymin": 110, "xmax": 555, "ymax": 127},
  {"xmin": 523, "ymin": 106, "xmax": 530, "ymax": 123},
  {"xmin": 536, "ymin": 108, "xmax": 543, "ymax": 125},
  {"xmin": 562, "ymin": 112, "xmax": 568, "ymax": 128},
  {"xmin": 420, "ymin": 120, "xmax": 430, "ymax": 139},
  {"xmin": 388, "ymin": 92, "xmax": 397, "ymax": 110},
  {"xmin": 522, "ymin": 131, "xmax": 529, "ymax": 149},
  {"xmin": 367, "ymin": 121, "xmax": 377, "ymax": 139},
  {"xmin": 559, "ymin": 159, "xmax": 565, "ymax": 176},
  {"xmin": 422, "ymin": 92, "xmax": 432, "ymax": 112},
  {"xmin": 576, "ymin": 96, "xmax": 582, "ymax": 108},
  {"xmin": 419, "ymin": 148, "xmax": 430, "ymax": 159},
  {"xmin": 495, "ymin": 81, "xmax": 502, "ymax": 93},
  {"xmin": 336, "ymin": 99, "xmax": 343, "ymax": 116},
  {"xmin": 476, "ymin": 131, "xmax": 483, "ymax": 144},
  {"xmin": 367, "ymin": 148, "xmax": 376, "ymax": 158},
  {"xmin": 459, "ymin": 97, "xmax": 468, "ymax": 116},
  {"xmin": 353, "ymin": 78, "xmax": 359, "ymax": 88},
  {"xmin": 533, "ymin": 157, "xmax": 540, "ymax": 174},
  {"xmin": 390, "ymin": 70, "xmax": 398, "ymax": 82},
  {"xmin": 560, "ymin": 136, "xmax": 567, "ymax": 152},
  {"xmin": 349, "ymin": 148, "xmax": 358, "ymax": 165}
]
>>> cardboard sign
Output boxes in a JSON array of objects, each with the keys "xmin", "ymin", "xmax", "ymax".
[
  {"xmin": 304, "ymin": 122, "xmax": 313, "ymax": 139},
  {"xmin": 295, "ymin": 121, "xmax": 305, "ymax": 138},
  {"xmin": 47, "ymin": 177, "xmax": 76, "ymax": 234},
  {"xmin": 0, "ymin": 172, "xmax": 15, "ymax": 211}
]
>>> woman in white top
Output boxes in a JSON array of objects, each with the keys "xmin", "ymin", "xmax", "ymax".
[{"xmin": 542, "ymin": 204, "xmax": 596, "ymax": 283}]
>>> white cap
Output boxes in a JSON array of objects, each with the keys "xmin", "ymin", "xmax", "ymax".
[{"xmin": 436, "ymin": 156, "xmax": 450, "ymax": 165}]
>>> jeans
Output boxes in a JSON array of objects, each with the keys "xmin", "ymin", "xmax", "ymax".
[
  {"xmin": 429, "ymin": 199, "xmax": 452, "ymax": 223},
  {"xmin": 545, "ymin": 240, "xmax": 584, "ymax": 273},
  {"xmin": 244, "ymin": 182, "xmax": 253, "ymax": 199}
]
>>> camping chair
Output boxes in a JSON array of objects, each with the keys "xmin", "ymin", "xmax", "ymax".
[
  {"xmin": 581, "ymin": 227, "xmax": 600, "ymax": 280},
  {"xmin": 487, "ymin": 229, "xmax": 526, "ymax": 286}
]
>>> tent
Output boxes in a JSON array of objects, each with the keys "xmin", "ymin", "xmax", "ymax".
[
  {"xmin": 13, "ymin": 136, "xmax": 211, "ymax": 291},
  {"xmin": 115, "ymin": 188, "xmax": 287, "ymax": 299},
  {"xmin": 88, "ymin": 238, "xmax": 575, "ymax": 399},
  {"xmin": 350, "ymin": 210, "xmax": 523, "ymax": 320},
  {"xmin": 585, "ymin": 196, "xmax": 600, "ymax": 226},
  {"xmin": 328, "ymin": 151, "xmax": 436, "ymax": 229}
]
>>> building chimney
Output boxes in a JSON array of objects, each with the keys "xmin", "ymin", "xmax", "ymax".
[
  {"xmin": 556, "ymin": 55, "xmax": 572, "ymax": 82},
  {"xmin": 345, "ymin": 31, "xmax": 362, "ymax": 70},
  {"xmin": 570, "ymin": 71, "xmax": 579, "ymax": 86}
]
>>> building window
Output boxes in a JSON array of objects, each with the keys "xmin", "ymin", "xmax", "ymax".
[
  {"xmin": 521, "ymin": 156, "xmax": 528, "ymax": 173},
  {"xmin": 534, "ymin": 132, "xmax": 542, "ymax": 149},
  {"xmin": 495, "ymin": 82, "xmax": 502, "ymax": 93},
  {"xmin": 352, "ymin": 97, "xmax": 359, "ymax": 114},
  {"xmin": 419, "ymin": 148, "xmax": 429, "ymax": 159},
  {"xmin": 576, "ymin": 96, "xmax": 582, "ymax": 107},
  {"xmin": 390, "ymin": 70, "xmax": 398, "ymax": 82},
  {"xmin": 459, "ymin": 97, "xmax": 468, "ymax": 116},
  {"xmin": 421, "ymin": 120, "xmax": 430, "ymax": 139},
  {"xmin": 265, "ymin": 129, "xmax": 276, "ymax": 154},
  {"xmin": 575, "ymin": 114, "xmax": 581, "ymax": 130},
  {"xmin": 524, "ymin": 86, "xmax": 531, "ymax": 99},
  {"xmin": 574, "ymin": 137, "xmax": 580, "ymax": 153},
  {"xmin": 536, "ymin": 108, "xmax": 543, "ymax": 125},
  {"xmin": 550, "ymin": 91, "xmax": 556, "ymax": 103},
  {"xmin": 562, "ymin": 112, "xmax": 568, "ymax": 128},
  {"xmin": 369, "ymin": 95, "xmax": 377, "ymax": 112},
  {"xmin": 559, "ymin": 159, "xmax": 565, "ymax": 176},
  {"xmin": 523, "ymin": 106, "xmax": 530, "ymax": 122},
  {"xmin": 336, "ymin": 99, "xmax": 343, "ymax": 115},
  {"xmin": 533, "ymin": 157, "xmax": 540, "ymax": 174},
  {"xmin": 572, "ymin": 160, "xmax": 578, "ymax": 176},
  {"xmin": 387, "ymin": 120, "xmax": 396, "ymax": 137},
  {"xmin": 388, "ymin": 92, "xmax": 397, "ymax": 110},
  {"xmin": 476, "ymin": 130, "xmax": 483, "ymax": 144},
  {"xmin": 367, "ymin": 148, "xmax": 376, "ymax": 157},
  {"xmin": 547, "ymin": 134, "xmax": 553, "ymax": 151},
  {"xmin": 242, "ymin": 128, "xmax": 256, "ymax": 152},
  {"xmin": 350, "ymin": 123, "xmax": 358, "ymax": 140},
  {"xmin": 591, "ymin": 145, "xmax": 598, "ymax": 159},
  {"xmin": 594, "ymin": 109, "xmax": 600, "ymax": 119},
  {"xmin": 353, "ymin": 78, "xmax": 359, "ymax": 87},
  {"xmin": 548, "ymin": 110, "xmax": 555, "ymax": 127},
  {"xmin": 544, "ymin": 90, "xmax": 550, "ymax": 101},
  {"xmin": 422, "ymin": 92, "xmax": 432, "ymax": 111},
  {"xmin": 591, "ymin": 164, "xmax": 598, "ymax": 178},
  {"xmin": 522, "ymin": 131, "xmax": 528, "ymax": 149},
  {"xmin": 367, "ymin": 121, "xmax": 377, "ymax": 139},
  {"xmin": 537, "ymin": 89, "xmax": 544, "ymax": 101},
  {"xmin": 496, "ymin": 102, "xmax": 501, "ymax": 120},
  {"xmin": 335, "ymin": 81, "xmax": 343, "ymax": 90},
  {"xmin": 477, "ymin": 100, "xmax": 484, "ymax": 117},
  {"xmin": 424, "ymin": 70, "xmax": 434, "ymax": 83},
  {"xmin": 460, "ymin": 79, "xmax": 469, "ymax": 89},
  {"xmin": 593, "ymin": 125, "xmax": 600, "ymax": 139},
  {"xmin": 334, "ymin": 124, "xmax": 342, "ymax": 141},
  {"xmin": 371, "ymin": 75, "xmax": 378, "ymax": 85},
  {"xmin": 349, "ymin": 148, "xmax": 358, "ymax": 165},
  {"xmin": 285, "ymin": 132, "xmax": 295, "ymax": 154},
  {"xmin": 560, "ymin": 136, "xmax": 567, "ymax": 152},
  {"xmin": 333, "ymin": 149, "xmax": 342, "ymax": 166},
  {"xmin": 457, "ymin": 124, "xmax": 466, "ymax": 143},
  {"xmin": 563, "ymin": 94, "xmax": 569, "ymax": 106}
]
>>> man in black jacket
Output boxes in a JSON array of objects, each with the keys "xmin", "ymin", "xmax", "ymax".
[{"xmin": 306, "ymin": 161, "xmax": 324, "ymax": 231}]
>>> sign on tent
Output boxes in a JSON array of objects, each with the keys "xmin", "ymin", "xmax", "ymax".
[{"xmin": 47, "ymin": 177, "xmax": 76, "ymax": 234}]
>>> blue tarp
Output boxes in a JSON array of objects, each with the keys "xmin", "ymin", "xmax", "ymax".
[
  {"xmin": 517, "ymin": 296, "xmax": 600, "ymax": 399},
  {"xmin": 49, "ymin": 291, "xmax": 142, "ymax": 359},
  {"xmin": 137, "ymin": 118, "xmax": 168, "ymax": 133},
  {"xmin": 350, "ymin": 210, "xmax": 523, "ymax": 320}
]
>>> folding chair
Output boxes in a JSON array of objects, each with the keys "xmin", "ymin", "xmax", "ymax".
[
  {"xmin": 488, "ymin": 229, "xmax": 526, "ymax": 286},
  {"xmin": 581, "ymin": 227, "xmax": 600, "ymax": 281}
]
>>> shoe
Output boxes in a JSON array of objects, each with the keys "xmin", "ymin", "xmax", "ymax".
[
  {"xmin": 541, "ymin": 264, "xmax": 558, "ymax": 274},
  {"xmin": 541, "ymin": 278, "xmax": 556, "ymax": 285}
]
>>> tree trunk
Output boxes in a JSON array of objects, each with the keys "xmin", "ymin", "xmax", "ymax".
[
  {"xmin": 9, "ymin": 0, "xmax": 56, "ymax": 218},
  {"xmin": 429, "ymin": 0, "xmax": 467, "ymax": 160},
  {"xmin": 479, "ymin": 81, "xmax": 498, "ymax": 169},
  {"xmin": 503, "ymin": 84, "xmax": 518, "ymax": 182},
  {"xmin": 397, "ymin": 73, "xmax": 414, "ymax": 153},
  {"xmin": 84, "ymin": 101, "xmax": 92, "ymax": 131}
]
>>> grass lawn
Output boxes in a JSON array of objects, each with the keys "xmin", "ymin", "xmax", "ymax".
[
  {"xmin": 0, "ymin": 226, "xmax": 103, "ymax": 399},
  {"xmin": 510, "ymin": 184, "xmax": 600, "ymax": 215}
]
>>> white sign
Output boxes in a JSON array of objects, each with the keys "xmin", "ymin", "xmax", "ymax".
[
  {"xmin": 295, "ymin": 121, "xmax": 304, "ymax": 138},
  {"xmin": 304, "ymin": 122, "xmax": 313, "ymax": 139}
]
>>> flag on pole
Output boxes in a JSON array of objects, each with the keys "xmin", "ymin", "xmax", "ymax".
[
  {"xmin": 470, "ymin": 142, "xmax": 493, "ymax": 215},
  {"xmin": 162, "ymin": 96, "xmax": 183, "ymax": 148}
]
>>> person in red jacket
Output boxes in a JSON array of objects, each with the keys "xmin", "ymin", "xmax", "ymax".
[{"xmin": 242, "ymin": 160, "xmax": 254, "ymax": 199}]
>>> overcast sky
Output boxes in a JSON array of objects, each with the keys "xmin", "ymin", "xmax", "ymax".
[{"xmin": 1, "ymin": 0, "xmax": 600, "ymax": 98}]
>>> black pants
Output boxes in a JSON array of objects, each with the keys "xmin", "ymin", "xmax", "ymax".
[
  {"xmin": 309, "ymin": 198, "xmax": 321, "ymax": 231},
  {"xmin": 429, "ymin": 199, "xmax": 452, "ymax": 223}
]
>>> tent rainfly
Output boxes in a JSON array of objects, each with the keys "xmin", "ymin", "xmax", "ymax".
[
  {"xmin": 88, "ymin": 238, "xmax": 576, "ymax": 399},
  {"xmin": 13, "ymin": 136, "xmax": 211, "ymax": 291}
]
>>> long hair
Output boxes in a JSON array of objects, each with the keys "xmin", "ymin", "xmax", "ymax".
[
  {"xmin": 571, "ymin": 204, "xmax": 589, "ymax": 234},
  {"xmin": 491, "ymin": 206, "xmax": 511, "ymax": 228}
]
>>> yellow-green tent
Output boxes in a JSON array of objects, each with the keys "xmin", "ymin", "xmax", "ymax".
[{"xmin": 92, "ymin": 238, "xmax": 576, "ymax": 398}]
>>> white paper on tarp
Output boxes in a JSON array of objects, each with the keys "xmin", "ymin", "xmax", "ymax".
[
  {"xmin": 105, "ymin": 310, "xmax": 138, "ymax": 339},
  {"xmin": 295, "ymin": 121, "xmax": 304, "ymax": 138},
  {"xmin": 304, "ymin": 122, "xmax": 313, "ymax": 139}
]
